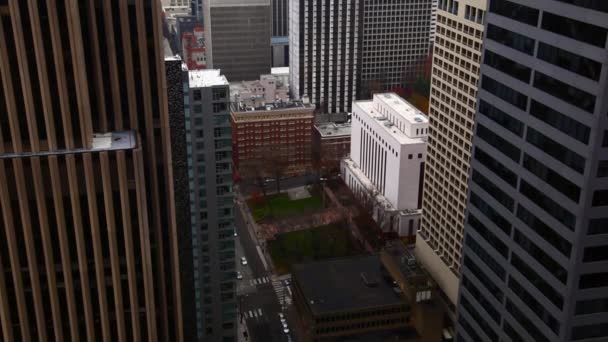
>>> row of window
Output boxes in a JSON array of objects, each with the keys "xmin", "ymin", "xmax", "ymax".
[
  {"xmin": 469, "ymin": 191, "xmax": 511, "ymax": 235},
  {"xmin": 467, "ymin": 213, "xmax": 508, "ymax": 258},
  {"xmin": 526, "ymin": 127, "xmax": 586, "ymax": 174},
  {"xmin": 506, "ymin": 299, "xmax": 550, "ymax": 342},
  {"xmin": 472, "ymin": 170, "xmax": 514, "ymax": 211},
  {"xmin": 478, "ymin": 99, "xmax": 523, "ymax": 137},
  {"xmin": 523, "ymin": 154, "xmax": 581, "ymax": 203},
  {"xmin": 513, "ymin": 229, "xmax": 568, "ymax": 284},
  {"xmin": 519, "ymin": 179, "xmax": 576, "ymax": 231},
  {"xmin": 516, "ymin": 205, "xmax": 572, "ymax": 257},
  {"xmin": 542, "ymin": 12, "xmax": 607, "ymax": 48},
  {"xmin": 461, "ymin": 275, "xmax": 500, "ymax": 324},
  {"xmin": 529, "ymin": 100, "xmax": 590, "ymax": 145},
  {"xmin": 463, "ymin": 255, "xmax": 503, "ymax": 302},
  {"xmin": 476, "ymin": 123, "xmax": 521, "ymax": 162},
  {"xmin": 508, "ymin": 276, "xmax": 560, "ymax": 335},
  {"xmin": 511, "ymin": 253, "xmax": 564, "ymax": 309},
  {"xmin": 490, "ymin": 0, "xmax": 539, "ymax": 26},
  {"xmin": 474, "ymin": 147, "xmax": 518, "ymax": 187}
]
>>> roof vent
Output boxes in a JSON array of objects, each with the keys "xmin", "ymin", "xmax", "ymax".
[{"xmin": 414, "ymin": 116, "xmax": 424, "ymax": 123}]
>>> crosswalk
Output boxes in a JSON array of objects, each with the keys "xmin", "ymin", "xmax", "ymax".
[
  {"xmin": 249, "ymin": 276, "xmax": 271, "ymax": 286},
  {"xmin": 243, "ymin": 308, "xmax": 264, "ymax": 319},
  {"xmin": 272, "ymin": 279, "xmax": 292, "ymax": 306}
]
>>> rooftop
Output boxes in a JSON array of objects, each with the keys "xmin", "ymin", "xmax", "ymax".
[
  {"xmin": 374, "ymin": 93, "xmax": 428, "ymax": 125},
  {"xmin": 293, "ymin": 255, "xmax": 406, "ymax": 315},
  {"xmin": 315, "ymin": 122, "xmax": 351, "ymax": 138},
  {"xmin": 355, "ymin": 101, "xmax": 426, "ymax": 146},
  {"xmin": 189, "ymin": 69, "xmax": 228, "ymax": 88},
  {"xmin": 271, "ymin": 66, "xmax": 289, "ymax": 75},
  {"xmin": 231, "ymin": 99, "xmax": 314, "ymax": 115},
  {"xmin": 91, "ymin": 132, "xmax": 137, "ymax": 151}
]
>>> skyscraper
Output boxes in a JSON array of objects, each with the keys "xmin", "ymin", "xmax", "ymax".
[
  {"xmin": 457, "ymin": 1, "xmax": 608, "ymax": 341},
  {"xmin": 289, "ymin": 0, "xmax": 363, "ymax": 114},
  {"xmin": 0, "ymin": 1, "xmax": 184, "ymax": 340},
  {"xmin": 271, "ymin": 0, "xmax": 289, "ymax": 67},
  {"xmin": 360, "ymin": 0, "xmax": 433, "ymax": 97},
  {"xmin": 204, "ymin": 0, "xmax": 272, "ymax": 81},
  {"xmin": 187, "ymin": 70, "xmax": 237, "ymax": 342},
  {"xmin": 415, "ymin": 0, "xmax": 486, "ymax": 306}
]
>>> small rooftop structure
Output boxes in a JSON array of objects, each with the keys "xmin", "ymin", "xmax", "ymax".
[
  {"xmin": 189, "ymin": 69, "xmax": 228, "ymax": 88},
  {"xmin": 92, "ymin": 132, "xmax": 137, "ymax": 151},
  {"xmin": 314, "ymin": 122, "xmax": 351, "ymax": 138},
  {"xmin": 292, "ymin": 255, "xmax": 406, "ymax": 315}
]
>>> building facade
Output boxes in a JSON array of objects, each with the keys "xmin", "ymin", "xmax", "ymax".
[
  {"xmin": 313, "ymin": 123, "xmax": 351, "ymax": 176},
  {"xmin": 360, "ymin": 0, "xmax": 433, "ymax": 97},
  {"xmin": 187, "ymin": 70, "xmax": 237, "ymax": 342},
  {"xmin": 204, "ymin": 0, "xmax": 271, "ymax": 81},
  {"xmin": 289, "ymin": 0, "xmax": 363, "ymax": 114},
  {"xmin": 342, "ymin": 94, "xmax": 428, "ymax": 237},
  {"xmin": 231, "ymin": 101, "xmax": 314, "ymax": 179},
  {"xmin": 457, "ymin": 1, "xmax": 608, "ymax": 341},
  {"xmin": 416, "ymin": 0, "xmax": 486, "ymax": 306},
  {"xmin": 271, "ymin": 0, "xmax": 289, "ymax": 67},
  {"xmin": 0, "ymin": 1, "xmax": 185, "ymax": 340}
]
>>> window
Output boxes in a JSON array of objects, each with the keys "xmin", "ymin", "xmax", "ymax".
[
  {"xmin": 212, "ymin": 88, "xmax": 227, "ymax": 101},
  {"xmin": 542, "ymin": 12, "xmax": 608, "ymax": 47},
  {"xmin": 509, "ymin": 277, "xmax": 561, "ymax": 334},
  {"xmin": 579, "ymin": 272, "xmax": 608, "ymax": 289},
  {"xmin": 511, "ymin": 253, "xmax": 564, "ymax": 309},
  {"xmin": 478, "ymin": 100, "xmax": 523, "ymax": 137},
  {"xmin": 533, "ymin": 72, "xmax": 596, "ymax": 114},
  {"xmin": 213, "ymin": 102, "xmax": 227, "ymax": 113},
  {"xmin": 467, "ymin": 213, "xmax": 508, "ymax": 257},
  {"xmin": 481, "ymin": 75, "xmax": 528, "ymax": 111},
  {"xmin": 598, "ymin": 161, "xmax": 608, "ymax": 178},
  {"xmin": 459, "ymin": 316, "xmax": 483, "ymax": 342},
  {"xmin": 517, "ymin": 205, "xmax": 572, "ymax": 257},
  {"xmin": 529, "ymin": 100, "xmax": 590, "ymax": 144},
  {"xmin": 472, "ymin": 170, "xmax": 515, "ymax": 211},
  {"xmin": 408, "ymin": 154, "xmax": 412, "ymax": 159},
  {"xmin": 460, "ymin": 296, "xmax": 498, "ymax": 341},
  {"xmin": 461, "ymin": 276, "xmax": 500, "ymax": 323},
  {"xmin": 583, "ymin": 246, "xmax": 608, "ymax": 262},
  {"xmin": 552, "ymin": 0, "xmax": 608, "ymax": 12},
  {"xmin": 504, "ymin": 322, "xmax": 525, "ymax": 342},
  {"xmin": 469, "ymin": 191, "xmax": 512, "ymax": 235},
  {"xmin": 588, "ymin": 218, "xmax": 608, "ymax": 235},
  {"xmin": 514, "ymin": 229, "xmax": 568, "ymax": 284},
  {"xmin": 520, "ymin": 180, "xmax": 576, "ymax": 230},
  {"xmin": 475, "ymin": 147, "xmax": 518, "ymax": 187},
  {"xmin": 592, "ymin": 190, "xmax": 608, "ymax": 207},
  {"xmin": 526, "ymin": 127, "xmax": 586, "ymax": 174},
  {"xmin": 523, "ymin": 154, "xmax": 581, "ymax": 202},
  {"xmin": 484, "ymin": 50, "xmax": 532, "ymax": 83},
  {"xmin": 571, "ymin": 323, "xmax": 608, "ymax": 340},
  {"xmin": 537, "ymin": 42, "xmax": 602, "ymax": 81},
  {"xmin": 486, "ymin": 24, "xmax": 535, "ymax": 55},
  {"xmin": 505, "ymin": 299, "xmax": 551, "ymax": 342},
  {"xmin": 575, "ymin": 298, "xmax": 608, "ymax": 315},
  {"xmin": 193, "ymin": 89, "xmax": 202, "ymax": 101},
  {"xmin": 193, "ymin": 104, "xmax": 203, "ymax": 113},
  {"xmin": 488, "ymin": 0, "xmax": 540, "ymax": 24},
  {"xmin": 477, "ymin": 124, "xmax": 521, "ymax": 162},
  {"xmin": 463, "ymin": 255, "xmax": 503, "ymax": 301}
]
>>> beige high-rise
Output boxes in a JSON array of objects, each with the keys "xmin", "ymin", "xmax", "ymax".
[
  {"xmin": 0, "ymin": 1, "xmax": 184, "ymax": 341},
  {"xmin": 416, "ymin": 0, "xmax": 486, "ymax": 306}
]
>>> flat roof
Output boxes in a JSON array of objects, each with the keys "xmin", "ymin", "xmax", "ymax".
[
  {"xmin": 271, "ymin": 67, "xmax": 289, "ymax": 75},
  {"xmin": 293, "ymin": 255, "xmax": 405, "ymax": 315},
  {"xmin": 374, "ymin": 93, "xmax": 428, "ymax": 125},
  {"xmin": 355, "ymin": 101, "xmax": 424, "ymax": 145},
  {"xmin": 189, "ymin": 69, "xmax": 228, "ymax": 88},
  {"xmin": 315, "ymin": 122, "xmax": 351, "ymax": 138}
]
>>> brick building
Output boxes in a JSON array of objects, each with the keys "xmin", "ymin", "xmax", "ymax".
[
  {"xmin": 312, "ymin": 123, "xmax": 351, "ymax": 176},
  {"xmin": 231, "ymin": 101, "xmax": 314, "ymax": 179}
]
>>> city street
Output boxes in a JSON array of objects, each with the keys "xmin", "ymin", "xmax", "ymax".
[{"xmin": 235, "ymin": 196, "xmax": 294, "ymax": 342}]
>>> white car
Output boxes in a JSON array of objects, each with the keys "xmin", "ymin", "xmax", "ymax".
[
  {"xmin": 278, "ymin": 313, "xmax": 286, "ymax": 323},
  {"xmin": 236, "ymin": 271, "xmax": 243, "ymax": 280},
  {"xmin": 241, "ymin": 257, "xmax": 248, "ymax": 265},
  {"xmin": 282, "ymin": 327, "xmax": 290, "ymax": 334}
]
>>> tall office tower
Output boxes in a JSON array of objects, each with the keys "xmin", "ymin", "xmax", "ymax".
[
  {"xmin": 457, "ymin": 1, "xmax": 608, "ymax": 341},
  {"xmin": 289, "ymin": 0, "xmax": 363, "ymax": 114},
  {"xmin": 0, "ymin": 1, "xmax": 185, "ymax": 341},
  {"xmin": 187, "ymin": 70, "xmax": 236, "ymax": 342},
  {"xmin": 430, "ymin": 0, "xmax": 438, "ymax": 43},
  {"xmin": 415, "ymin": 0, "xmax": 486, "ymax": 307},
  {"xmin": 271, "ymin": 0, "xmax": 289, "ymax": 67},
  {"xmin": 359, "ymin": 0, "xmax": 433, "ymax": 98},
  {"xmin": 204, "ymin": 0, "xmax": 271, "ymax": 81}
]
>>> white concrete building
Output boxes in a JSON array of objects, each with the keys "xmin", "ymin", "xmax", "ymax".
[{"xmin": 342, "ymin": 93, "xmax": 428, "ymax": 237}]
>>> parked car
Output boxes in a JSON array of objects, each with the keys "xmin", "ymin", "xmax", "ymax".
[
  {"xmin": 241, "ymin": 257, "xmax": 248, "ymax": 265},
  {"xmin": 236, "ymin": 272, "xmax": 243, "ymax": 280},
  {"xmin": 278, "ymin": 313, "xmax": 286, "ymax": 323}
]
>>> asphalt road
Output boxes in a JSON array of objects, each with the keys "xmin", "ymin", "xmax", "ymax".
[{"xmin": 235, "ymin": 202, "xmax": 293, "ymax": 342}]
